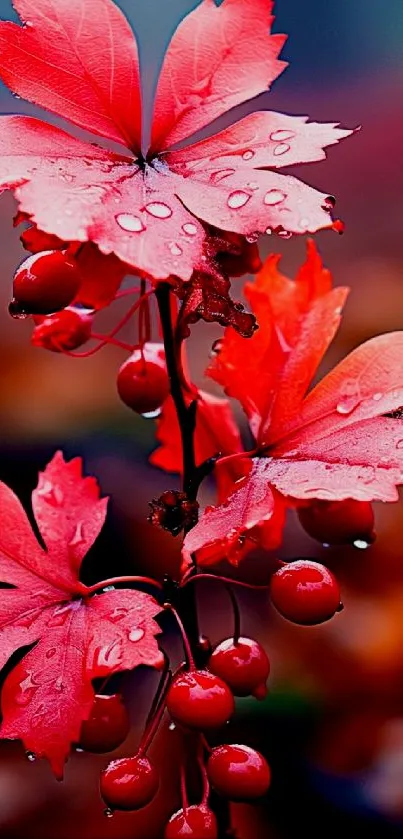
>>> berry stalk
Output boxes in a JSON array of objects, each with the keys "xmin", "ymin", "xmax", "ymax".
[{"xmin": 156, "ymin": 282, "xmax": 232, "ymax": 838}]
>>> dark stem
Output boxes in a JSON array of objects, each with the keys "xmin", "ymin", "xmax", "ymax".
[{"xmin": 156, "ymin": 282, "xmax": 232, "ymax": 837}]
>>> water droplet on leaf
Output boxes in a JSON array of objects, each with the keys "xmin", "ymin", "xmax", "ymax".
[
  {"xmin": 242, "ymin": 150, "xmax": 255, "ymax": 160},
  {"xmin": 182, "ymin": 222, "xmax": 198, "ymax": 236},
  {"xmin": 115, "ymin": 213, "xmax": 145, "ymax": 233},
  {"xmin": 128, "ymin": 628, "xmax": 145, "ymax": 642},
  {"xmin": 336, "ymin": 379, "xmax": 361, "ymax": 415},
  {"xmin": 264, "ymin": 189, "xmax": 286, "ymax": 206},
  {"xmin": 168, "ymin": 242, "xmax": 183, "ymax": 256},
  {"xmin": 104, "ymin": 808, "xmax": 115, "ymax": 818},
  {"xmin": 26, "ymin": 751, "xmax": 36, "ymax": 762},
  {"xmin": 273, "ymin": 143, "xmax": 291, "ymax": 156},
  {"xmin": 145, "ymin": 202, "xmax": 172, "ymax": 219},
  {"xmin": 227, "ymin": 190, "xmax": 251, "ymax": 209}
]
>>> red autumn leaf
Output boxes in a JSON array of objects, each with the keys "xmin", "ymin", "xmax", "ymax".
[
  {"xmin": 0, "ymin": 0, "xmax": 352, "ymax": 282},
  {"xmin": 208, "ymin": 240, "xmax": 348, "ymax": 443},
  {"xmin": 150, "ymin": 390, "xmax": 243, "ymax": 475},
  {"xmin": 185, "ymin": 251, "xmax": 403, "ymax": 566},
  {"xmin": 0, "ymin": 452, "xmax": 163, "ymax": 778}
]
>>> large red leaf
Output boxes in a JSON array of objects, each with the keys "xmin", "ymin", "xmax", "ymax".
[
  {"xmin": 208, "ymin": 241, "xmax": 347, "ymax": 441},
  {"xmin": 0, "ymin": 0, "xmax": 141, "ymax": 150},
  {"xmin": 150, "ymin": 390, "xmax": 243, "ymax": 474},
  {"xmin": 0, "ymin": 452, "xmax": 163, "ymax": 777},
  {"xmin": 150, "ymin": 0, "xmax": 287, "ymax": 152},
  {"xmin": 0, "ymin": 117, "xmax": 206, "ymax": 281}
]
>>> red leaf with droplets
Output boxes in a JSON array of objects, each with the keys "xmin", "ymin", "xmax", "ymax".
[
  {"xmin": 0, "ymin": 0, "xmax": 142, "ymax": 150},
  {"xmin": 0, "ymin": 452, "xmax": 162, "ymax": 777},
  {"xmin": 182, "ymin": 463, "xmax": 276, "ymax": 567},
  {"xmin": 150, "ymin": 0, "xmax": 287, "ymax": 152},
  {"xmin": 0, "ymin": 117, "xmax": 206, "ymax": 281},
  {"xmin": 185, "ymin": 256, "xmax": 403, "ymax": 566},
  {"xmin": 150, "ymin": 390, "xmax": 243, "ymax": 475},
  {"xmin": 208, "ymin": 240, "xmax": 347, "ymax": 442},
  {"xmin": 0, "ymin": 0, "xmax": 353, "ymax": 280}
]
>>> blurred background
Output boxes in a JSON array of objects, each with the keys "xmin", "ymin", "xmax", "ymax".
[{"xmin": 0, "ymin": 0, "xmax": 403, "ymax": 836}]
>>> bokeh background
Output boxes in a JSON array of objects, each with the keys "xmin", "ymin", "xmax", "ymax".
[{"xmin": 0, "ymin": 0, "xmax": 403, "ymax": 836}]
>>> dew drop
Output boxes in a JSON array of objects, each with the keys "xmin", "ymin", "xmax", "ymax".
[
  {"xmin": 277, "ymin": 229, "xmax": 293, "ymax": 239},
  {"xmin": 264, "ymin": 189, "xmax": 286, "ymax": 206},
  {"xmin": 59, "ymin": 173, "xmax": 74, "ymax": 183},
  {"xmin": 141, "ymin": 408, "xmax": 162, "ymax": 419},
  {"xmin": 129, "ymin": 627, "xmax": 145, "ymax": 642},
  {"xmin": 26, "ymin": 751, "xmax": 36, "ymax": 762},
  {"xmin": 270, "ymin": 129, "xmax": 295, "ymax": 142},
  {"xmin": 145, "ymin": 202, "xmax": 172, "ymax": 219},
  {"xmin": 169, "ymin": 722, "xmax": 176, "ymax": 731},
  {"xmin": 265, "ymin": 227, "xmax": 273, "ymax": 235},
  {"xmin": 109, "ymin": 607, "xmax": 129, "ymax": 623},
  {"xmin": 168, "ymin": 242, "xmax": 183, "ymax": 256},
  {"xmin": 182, "ymin": 222, "xmax": 198, "ymax": 236},
  {"xmin": 227, "ymin": 190, "xmax": 251, "ymax": 209},
  {"xmin": 115, "ymin": 213, "xmax": 145, "ymax": 233},
  {"xmin": 247, "ymin": 181, "xmax": 259, "ymax": 191},
  {"xmin": 336, "ymin": 379, "xmax": 361, "ymax": 415},
  {"xmin": 396, "ymin": 439, "xmax": 403, "ymax": 450},
  {"xmin": 372, "ymin": 392, "xmax": 383, "ymax": 401},
  {"xmin": 273, "ymin": 143, "xmax": 291, "ymax": 156},
  {"xmin": 75, "ymin": 747, "xmax": 84, "ymax": 753},
  {"xmin": 353, "ymin": 539, "xmax": 371, "ymax": 550},
  {"xmin": 246, "ymin": 232, "xmax": 259, "ymax": 244},
  {"xmin": 299, "ymin": 217, "xmax": 310, "ymax": 228},
  {"xmin": 242, "ymin": 150, "xmax": 255, "ymax": 161},
  {"xmin": 8, "ymin": 299, "xmax": 29, "ymax": 320},
  {"xmin": 104, "ymin": 808, "xmax": 115, "ymax": 819},
  {"xmin": 45, "ymin": 647, "xmax": 57, "ymax": 660}
]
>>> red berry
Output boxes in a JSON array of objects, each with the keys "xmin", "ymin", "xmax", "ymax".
[
  {"xmin": 298, "ymin": 499, "xmax": 375, "ymax": 546},
  {"xmin": 270, "ymin": 560, "xmax": 341, "ymax": 625},
  {"xmin": 79, "ymin": 694, "xmax": 130, "ymax": 753},
  {"xmin": 12, "ymin": 250, "xmax": 82, "ymax": 314},
  {"xmin": 100, "ymin": 755, "xmax": 159, "ymax": 811},
  {"xmin": 207, "ymin": 744, "xmax": 271, "ymax": 801},
  {"xmin": 166, "ymin": 670, "xmax": 234, "ymax": 730},
  {"xmin": 31, "ymin": 307, "xmax": 92, "ymax": 352},
  {"xmin": 117, "ymin": 343, "xmax": 170, "ymax": 414},
  {"xmin": 164, "ymin": 804, "xmax": 217, "ymax": 838},
  {"xmin": 209, "ymin": 637, "xmax": 270, "ymax": 699}
]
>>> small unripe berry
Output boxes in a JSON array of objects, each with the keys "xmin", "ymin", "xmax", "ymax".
[
  {"xmin": 164, "ymin": 804, "xmax": 218, "ymax": 838},
  {"xmin": 166, "ymin": 670, "xmax": 234, "ymax": 730},
  {"xmin": 117, "ymin": 343, "xmax": 170, "ymax": 415},
  {"xmin": 209, "ymin": 637, "xmax": 270, "ymax": 699},
  {"xmin": 297, "ymin": 499, "xmax": 375, "ymax": 546},
  {"xmin": 79, "ymin": 694, "xmax": 130, "ymax": 753},
  {"xmin": 270, "ymin": 560, "xmax": 342, "ymax": 625},
  {"xmin": 207, "ymin": 744, "xmax": 271, "ymax": 801},
  {"xmin": 31, "ymin": 307, "xmax": 92, "ymax": 352},
  {"xmin": 100, "ymin": 755, "xmax": 159, "ymax": 811},
  {"xmin": 12, "ymin": 250, "xmax": 82, "ymax": 314}
]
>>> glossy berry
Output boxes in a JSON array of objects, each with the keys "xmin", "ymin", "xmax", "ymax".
[
  {"xmin": 31, "ymin": 307, "xmax": 93, "ymax": 352},
  {"xmin": 12, "ymin": 250, "xmax": 82, "ymax": 314},
  {"xmin": 207, "ymin": 744, "xmax": 271, "ymax": 801},
  {"xmin": 100, "ymin": 755, "xmax": 159, "ymax": 811},
  {"xmin": 166, "ymin": 670, "xmax": 234, "ymax": 730},
  {"xmin": 164, "ymin": 804, "xmax": 218, "ymax": 838},
  {"xmin": 298, "ymin": 499, "xmax": 375, "ymax": 546},
  {"xmin": 79, "ymin": 694, "xmax": 130, "ymax": 753},
  {"xmin": 209, "ymin": 637, "xmax": 270, "ymax": 699},
  {"xmin": 270, "ymin": 560, "xmax": 342, "ymax": 625},
  {"xmin": 117, "ymin": 344, "xmax": 170, "ymax": 414}
]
